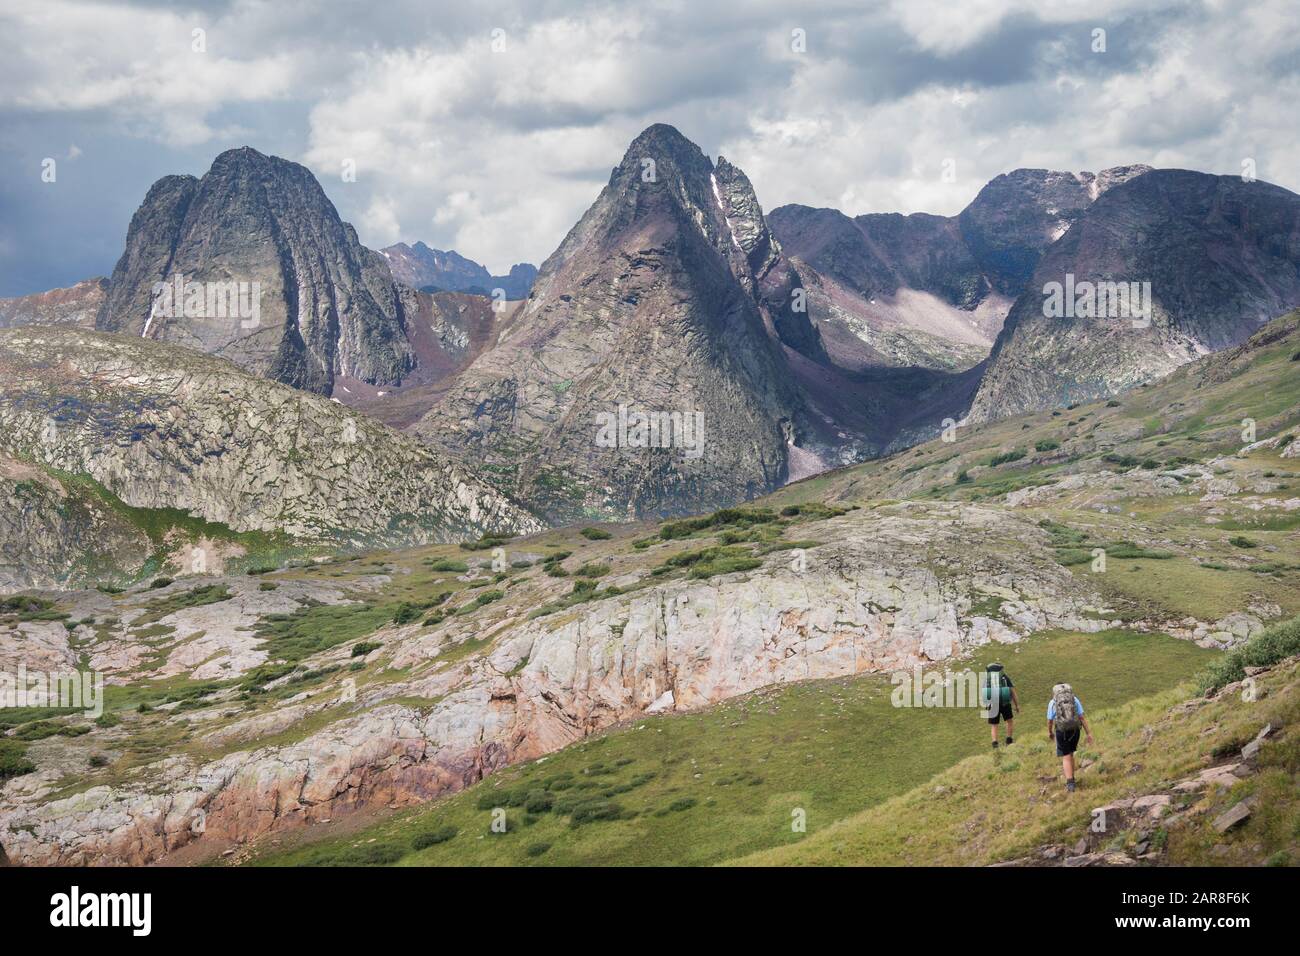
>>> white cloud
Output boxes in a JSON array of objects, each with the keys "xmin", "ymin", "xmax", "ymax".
[
  {"xmin": 1, "ymin": 0, "xmax": 1297, "ymax": 285},
  {"xmin": 0, "ymin": 0, "xmax": 311, "ymax": 144},
  {"xmin": 301, "ymin": 16, "xmax": 685, "ymax": 271},
  {"xmin": 725, "ymin": 0, "xmax": 1300, "ymax": 218}
]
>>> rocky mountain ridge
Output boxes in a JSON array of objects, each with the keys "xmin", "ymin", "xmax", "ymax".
[
  {"xmin": 968, "ymin": 170, "xmax": 1300, "ymax": 422},
  {"xmin": 768, "ymin": 164, "xmax": 1152, "ymax": 372},
  {"xmin": 0, "ymin": 327, "xmax": 541, "ymax": 590},
  {"xmin": 10, "ymin": 137, "xmax": 1300, "ymax": 528},
  {"xmin": 380, "ymin": 242, "xmax": 537, "ymax": 300},
  {"xmin": 0, "ymin": 278, "xmax": 107, "ymax": 330}
]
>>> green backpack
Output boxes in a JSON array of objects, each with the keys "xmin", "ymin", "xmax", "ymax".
[{"xmin": 981, "ymin": 665, "xmax": 1013, "ymax": 709}]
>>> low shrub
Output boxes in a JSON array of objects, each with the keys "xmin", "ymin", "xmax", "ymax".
[
  {"xmin": 568, "ymin": 799, "xmax": 626, "ymax": 827},
  {"xmin": 392, "ymin": 603, "xmax": 423, "ymax": 625},
  {"xmin": 659, "ymin": 507, "xmax": 779, "ymax": 540},
  {"xmin": 0, "ymin": 740, "xmax": 36, "ymax": 779},
  {"xmin": 315, "ymin": 843, "xmax": 405, "ymax": 866},
  {"xmin": 525, "ymin": 791, "xmax": 554, "ymax": 814},
  {"xmin": 428, "ymin": 558, "xmax": 468, "ymax": 573},
  {"xmin": 460, "ymin": 536, "xmax": 512, "ymax": 552},
  {"xmin": 1197, "ymin": 616, "xmax": 1300, "ymax": 693},
  {"xmin": 411, "ymin": 826, "xmax": 458, "ymax": 850},
  {"xmin": 987, "ymin": 448, "xmax": 1026, "ymax": 467}
]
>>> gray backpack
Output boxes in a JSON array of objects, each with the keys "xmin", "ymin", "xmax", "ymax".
[{"xmin": 1052, "ymin": 683, "xmax": 1080, "ymax": 732}]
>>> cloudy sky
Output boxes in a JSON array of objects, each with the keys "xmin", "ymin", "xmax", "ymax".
[{"xmin": 1, "ymin": 0, "xmax": 1297, "ymax": 296}]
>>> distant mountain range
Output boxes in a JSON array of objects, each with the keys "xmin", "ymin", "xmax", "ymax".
[
  {"xmin": 3, "ymin": 127, "xmax": 1299, "ymax": 533},
  {"xmin": 0, "ymin": 277, "xmax": 106, "ymax": 330},
  {"xmin": 968, "ymin": 169, "xmax": 1300, "ymax": 421},
  {"xmin": 380, "ymin": 242, "xmax": 537, "ymax": 300},
  {"xmin": 768, "ymin": 165, "xmax": 1151, "ymax": 372}
]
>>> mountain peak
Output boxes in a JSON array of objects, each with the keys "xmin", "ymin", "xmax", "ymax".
[
  {"xmin": 624, "ymin": 122, "xmax": 697, "ymax": 153},
  {"xmin": 411, "ymin": 125, "xmax": 822, "ymax": 523},
  {"xmin": 968, "ymin": 167, "xmax": 1300, "ymax": 422},
  {"xmin": 957, "ymin": 164, "xmax": 1155, "ymax": 294},
  {"xmin": 612, "ymin": 123, "xmax": 713, "ymax": 186},
  {"xmin": 96, "ymin": 147, "xmax": 411, "ymax": 395},
  {"xmin": 208, "ymin": 145, "xmax": 279, "ymax": 172},
  {"xmin": 380, "ymin": 243, "xmax": 537, "ymax": 299}
]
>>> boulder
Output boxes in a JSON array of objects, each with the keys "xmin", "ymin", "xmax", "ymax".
[{"xmin": 1212, "ymin": 799, "xmax": 1254, "ymax": 833}]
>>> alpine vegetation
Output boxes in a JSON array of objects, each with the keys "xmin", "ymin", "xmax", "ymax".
[{"xmin": 2, "ymin": 0, "xmax": 1299, "ymax": 903}]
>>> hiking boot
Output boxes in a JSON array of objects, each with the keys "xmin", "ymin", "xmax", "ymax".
[
  {"xmin": 1005, "ymin": 737, "xmax": 1014, "ymax": 745},
  {"xmin": 991, "ymin": 740, "xmax": 998, "ymax": 748},
  {"xmin": 1066, "ymin": 779, "xmax": 1076, "ymax": 793}
]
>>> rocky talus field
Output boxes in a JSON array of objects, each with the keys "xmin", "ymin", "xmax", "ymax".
[
  {"xmin": 0, "ymin": 327, "xmax": 541, "ymax": 591},
  {"xmin": 2, "ymin": 312, "xmax": 1298, "ymax": 867}
]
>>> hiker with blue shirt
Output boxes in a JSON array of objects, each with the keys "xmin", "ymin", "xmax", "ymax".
[{"xmin": 1048, "ymin": 683, "xmax": 1094, "ymax": 793}]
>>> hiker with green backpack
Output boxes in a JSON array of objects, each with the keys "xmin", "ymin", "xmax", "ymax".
[
  {"xmin": 1048, "ymin": 683, "xmax": 1094, "ymax": 792},
  {"xmin": 981, "ymin": 663, "xmax": 1020, "ymax": 748}
]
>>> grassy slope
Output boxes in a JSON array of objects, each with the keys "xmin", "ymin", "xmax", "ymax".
[
  {"xmin": 779, "ymin": 310, "xmax": 1300, "ymax": 512},
  {"xmin": 738, "ymin": 651, "xmax": 1300, "ymax": 867},
  {"xmin": 9, "ymin": 315, "xmax": 1300, "ymax": 864},
  {"xmin": 242, "ymin": 315, "xmax": 1300, "ymax": 867},
  {"xmin": 245, "ymin": 628, "xmax": 1214, "ymax": 866},
  {"xmin": 800, "ymin": 314, "xmax": 1300, "ymax": 625}
]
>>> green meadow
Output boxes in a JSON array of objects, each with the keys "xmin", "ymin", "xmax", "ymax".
[{"xmin": 248, "ymin": 627, "xmax": 1214, "ymax": 867}]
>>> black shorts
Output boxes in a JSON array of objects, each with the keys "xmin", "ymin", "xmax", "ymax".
[
  {"xmin": 987, "ymin": 702, "xmax": 1014, "ymax": 725},
  {"xmin": 1055, "ymin": 726, "xmax": 1081, "ymax": 756}
]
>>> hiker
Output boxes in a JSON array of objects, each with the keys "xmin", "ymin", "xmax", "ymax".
[
  {"xmin": 982, "ymin": 663, "xmax": 1020, "ymax": 748},
  {"xmin": 1048, "ymin": 683, "xmax": 1094, "ymax": 792}
]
